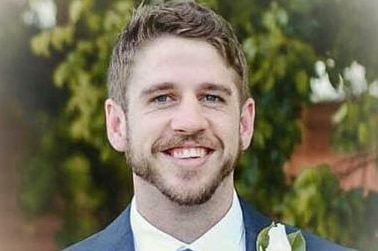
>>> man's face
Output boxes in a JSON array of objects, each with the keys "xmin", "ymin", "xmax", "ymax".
[{"xmin": 110, "ymin": 36, "xmax": 254, "ymax": 206}]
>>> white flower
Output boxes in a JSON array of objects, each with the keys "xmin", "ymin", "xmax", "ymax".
[{"xmin": 265, "ymin": 223, "xmax": 292, "ymax": 251}]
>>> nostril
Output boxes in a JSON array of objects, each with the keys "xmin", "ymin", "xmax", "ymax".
[
  {"xmin": 171, "ymin": 115, "xmax": 209, "ymax": 134},
  {"xmin": 170, "ymin": 104, "xmax": 209, "ymax": 133}
]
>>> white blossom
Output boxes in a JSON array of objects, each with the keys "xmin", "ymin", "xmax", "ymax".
[{"xmin": 265, "ymin": 223, "xmax": 292, "ymax": 251}]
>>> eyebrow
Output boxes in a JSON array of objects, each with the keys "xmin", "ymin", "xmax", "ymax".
[
  {"xmin": 139, "ymin": 81, "xmax": 233, "ymax": 97},
  {"xmin": 140, "ymin": 82, "xmax": 175, "ymax": 98},
  {"xmin": 199, "ymin": 83, "xmax": 233, "ymax": 96}
]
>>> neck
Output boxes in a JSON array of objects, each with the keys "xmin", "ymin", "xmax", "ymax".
[{"xmin": 133, "ymin": 174, "xmax": 234, "ymax": 243}]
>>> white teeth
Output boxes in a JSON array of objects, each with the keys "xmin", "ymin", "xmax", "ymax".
[{"xmin": 171, "ymin": 148, "xmax": 206, "ymax": 159}]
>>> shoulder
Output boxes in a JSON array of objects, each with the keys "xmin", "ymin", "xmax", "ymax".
[
  {"xmin": 239, "ymin": 199, "xmax": 358, "ymax": 251},
  {"xmin": 61, "ymin": 206, "xmax": 134, "ymax": 251},
  {"xmin": 290, "ymin": 226, "xmax": 358, "ymax": 251}
]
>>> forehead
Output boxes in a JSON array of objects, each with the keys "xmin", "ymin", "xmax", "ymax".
[
  {"xmin": 127, "ymin": 36, "xmax": 238, "ymax": 95},
  {"xmin": 135, "ymin": 36, "xmax": 224, "ymax": 65}
]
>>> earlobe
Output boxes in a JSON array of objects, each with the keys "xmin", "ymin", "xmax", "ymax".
[
  {"xmin": 240, "ymin": 98, "xmax": 255, "ymax": 150},
  {"xmin": 105, "ymin": 98, "xmax": 127, "ymax": 152}
]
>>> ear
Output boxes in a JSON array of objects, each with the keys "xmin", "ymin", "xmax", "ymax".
[
  {"xmin": 240, "ymin": 98, "xmax": 255, "ymax": 150},
  {"xmin": 105, "ymin": 98, "xmax": 127, "ymax": 152}
]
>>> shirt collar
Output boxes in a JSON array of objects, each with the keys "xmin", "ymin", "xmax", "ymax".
[{"xmin": 130, "ymin": 190, "xmax": 245, "ymax": 251}]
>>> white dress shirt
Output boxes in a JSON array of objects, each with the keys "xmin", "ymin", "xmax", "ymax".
[{"xmin": 130, "ymin": 190, "xmax": 245, "ymax": 251}]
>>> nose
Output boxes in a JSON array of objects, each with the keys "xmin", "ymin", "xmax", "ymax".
[{"xmin": 170, "ymin": 97, "xmax": 209, "ymax": 134}]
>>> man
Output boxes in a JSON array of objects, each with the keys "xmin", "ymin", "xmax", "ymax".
[{"xmin": 64, "ymin": 1, "xmax": 356, "ymax": 250}]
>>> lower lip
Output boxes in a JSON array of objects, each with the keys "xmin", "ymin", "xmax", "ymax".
[{"xmin": 161, "ymin": 151, "xmax": 213, "ymax": 168}]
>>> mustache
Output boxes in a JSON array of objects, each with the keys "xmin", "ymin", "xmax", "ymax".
[{"xmin": 151, "ymin": 133, "xmax": 221, "ymax": 153}]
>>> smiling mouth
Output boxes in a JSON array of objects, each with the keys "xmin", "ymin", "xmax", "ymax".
[{"xmin": 164, "ymin": 147, "xmax": 213, "ymax": 159}]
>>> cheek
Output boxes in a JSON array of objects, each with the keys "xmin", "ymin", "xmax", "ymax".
[
  {"xmin": 210, "ymin": 113, "xmax": 241, "ymax": 141},
  {"xmin": 129, "ymin": 113, "xmax": 168, "ymax": 145}
]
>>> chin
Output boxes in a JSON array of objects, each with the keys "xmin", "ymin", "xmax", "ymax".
[{"xmin": 156, "ymin": 175, "xmax": 225, "ymax": 206}]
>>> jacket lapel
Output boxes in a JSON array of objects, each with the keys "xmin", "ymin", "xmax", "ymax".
[
  {"xmin": 240, "ymin": 199, "xmax": 271, "ymax": 251},
  {"xmin": 99, "ymin": 204, "xmax": 135, "ymax": 251},
  {"xmin": 117, "ymin": 205, "xmax": 135, "ymax": 251}
]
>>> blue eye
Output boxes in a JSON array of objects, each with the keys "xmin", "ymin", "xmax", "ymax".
[
  {"xmin": 203, "ymin": 94, "xmax": 222, "ymax": 103},
  {"xmin": 154, "ymin": 95, "xmax": 170, "ymax": 103},
  {"xmin": 205, "ymin": 95, "xmax": 217, "ymax": 102}
]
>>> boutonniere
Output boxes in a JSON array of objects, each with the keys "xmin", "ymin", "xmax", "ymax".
[{"xmin": 256, "ymin": 222, "xmax": 306, "ymax": 251}]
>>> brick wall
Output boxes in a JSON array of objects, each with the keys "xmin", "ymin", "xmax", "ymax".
[{"xmin": 285, "ymin": 102, "xmax": 378, "ymax": 194}]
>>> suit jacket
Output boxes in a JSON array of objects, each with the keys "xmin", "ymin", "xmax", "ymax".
[{"xmin": 63, "ymin": 200, "xmax": 357, "ymax": 251}]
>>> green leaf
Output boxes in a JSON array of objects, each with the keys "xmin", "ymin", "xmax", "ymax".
[
  {"xmin": 51, "ymin": 26, "xmax": 74, "ymax": 50},
  {"xmin": 256, "ymin": 222, "xmax": 275, "ymax": 251},
  {"xmin": 288, "ymin": 230, "xmax": 306, "ymax": 251},
  {"xmin": 69, "ymin": 0, "xmax": 84, "ymax": 23},
  {"xmin": 357, "ymin": 123, "xmax": 368, "ymax": 144},
  {"xmin": 332, "ymin": 103, "xmax": 347, "ymax": 124},
  {"xmin": 295, "ymin": 70, "xmax": 309, "ymax": 95},
  {"xmin": 54, "ymin": 62, "xmax": 69, "ymax": 87},
  {"xmin": 30, "ymin": 31, "xmax": 51, "ymax": 57},
  {"xmin": 243, "ymin": 37, "xmax": 257, "ymax": 61}
]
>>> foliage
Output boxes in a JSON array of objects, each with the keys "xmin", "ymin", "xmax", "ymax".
[
  {"xmin": 20, "ymin": 0, "xmax": 378, "ymax": 249},
  {"xmin": 23, "ymin": 0, "xmax": 136, "ymax": 245},
  {"xmin": 332, "ymin": 92, "xmax": 378, "ymax": 154},
  {"xmin": 283, "ymin": 165, "xmax": 378, "ymax": 251},
  {"xmin": 233, "ymin": 2, "xmax": 316, "ymax": 214}
]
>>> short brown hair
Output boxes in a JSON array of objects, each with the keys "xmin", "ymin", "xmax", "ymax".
[{"xmin": 107, "ymin": 0, "xmax": 250, "ymax": 110}]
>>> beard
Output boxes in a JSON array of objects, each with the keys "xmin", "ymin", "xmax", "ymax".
[{"xmin": 125, "ymin": 132, "xmax": 242, "ymax": 206}]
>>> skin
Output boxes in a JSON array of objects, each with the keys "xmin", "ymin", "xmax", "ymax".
[{"xmin": 105, "ymin": 36, "xmax": 255, "ymax": 243}]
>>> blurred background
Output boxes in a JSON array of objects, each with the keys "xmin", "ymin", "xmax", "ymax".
[{"xmin": 0, "ymin": 0, "xmax": 377, "ymax": 250}]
